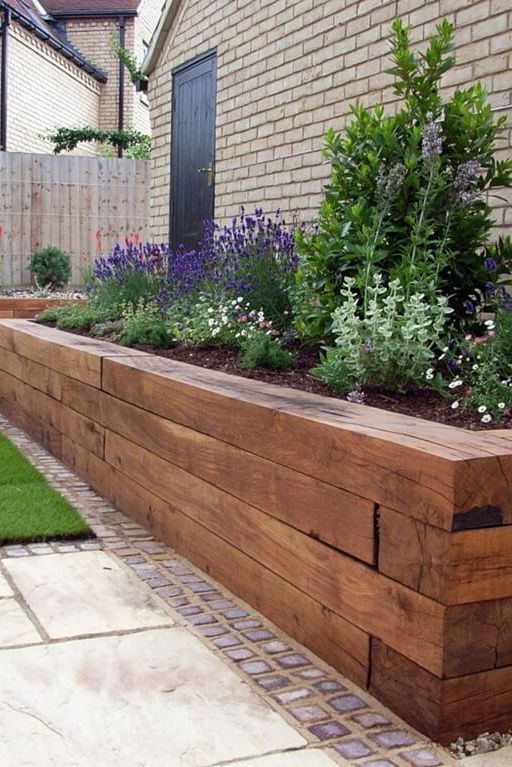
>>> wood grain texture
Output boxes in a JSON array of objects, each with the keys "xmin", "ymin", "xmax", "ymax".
[
  {"xmin": 102, "ymin": 354, "xmax": 512, "ymax": 531},
  {"xmin": 60, "ymin": 436, "xmax": 370, "ymax": 687},
  {"xmin": 60, "ymin": 377, "xmax": 376, "ymax": 563},
  {"xmin": 0, "ymin": 347, "xmax": 62, "ymax": 400},
  {"xmin": 0, "ymin": 320, "xmax": 147, "ymax": 387},
  {"xmin": 370, "ymin": 639, "xmax": 512, "ymax": 743},
  {"xmin": 0, "ymin": 368, "xmax": 102, "ymax": 457},
  {"xmin": 380, "ymin": 506, "xmax": 512, "ymax": 604},
  {"xmin": 104, "ymin": 428, "xmax": 445, "ymax": 674},
  {"xmin": 0, "ymin": 152, "xmax": 150, "ymax": 287}
]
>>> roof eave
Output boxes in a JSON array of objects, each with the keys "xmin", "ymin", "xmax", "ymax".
[
  {"xmin": 141, "ymin": 0, "xmax": 182, "ymax": 76},
  {"xmin": 48, "ymin": 10, "xmax": 138, "ymax": 18},
  {"xmin": 1, "ymin": 1, "xmax": 108, "ymax": 81}
]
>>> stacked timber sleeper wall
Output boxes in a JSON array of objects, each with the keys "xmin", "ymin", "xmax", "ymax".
[
  {"xmin": 0, "ymin": 298, "xmax": 75, "ymax": 319},
  {"xmin": 1, "ymin": 319, "xmax": 512, "ymax": 743}
]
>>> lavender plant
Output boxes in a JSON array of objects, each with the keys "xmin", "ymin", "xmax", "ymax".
[
  {"xmin": 199, "ymin": 208, "xmax": 299, "ymax": 329},
  {"xmin": 294, "ymin": 19, "xmax": 512, "ymax": 339}
]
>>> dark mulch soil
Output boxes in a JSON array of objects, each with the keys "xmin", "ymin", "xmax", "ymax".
[
  {"xmin": 43, "ymin": 324, "xmax": 511, "ymax": 430},
  {"xmin": 131, "ymin": 341, "xmax": 512, "ymax": 432}
]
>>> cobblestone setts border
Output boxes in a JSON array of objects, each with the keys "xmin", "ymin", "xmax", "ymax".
[{"xmin": 0, "ymin": 413, "xmax": 451, "ymax": 767}]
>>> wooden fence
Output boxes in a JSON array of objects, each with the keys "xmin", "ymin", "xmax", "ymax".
[{"xmin": 0, "ymin": 152, "xmax": 151, "ymax": 286}]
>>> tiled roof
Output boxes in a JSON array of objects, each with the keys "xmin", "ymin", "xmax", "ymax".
[
  {"xmin": 42, "ymin": 0, "xmax": 139, "ymax": 13},
  {"xmin": 3, "ymin": 0, "xmax": 108, "ymax": 81}
]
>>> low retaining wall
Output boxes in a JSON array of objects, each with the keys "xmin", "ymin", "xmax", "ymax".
[
  {"xmin": 1, "ymin": 319, "xmax": 512, "ymax": 742},
  {"xmin": 0, "ymin": 298, "xmax": 74, "ymax": 319}
]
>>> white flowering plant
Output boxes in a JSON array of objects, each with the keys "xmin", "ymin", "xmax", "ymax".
[
  {"xmin": 436, "ymin": 310, "xmax": 512, "ymax": 423},
  {"xmin": 312, "ymin": 273, "xmax": 452, "ymax": 393},
  {"xmin": 166, "ymin": 293, "xmax": 279, "ymax": 348}
]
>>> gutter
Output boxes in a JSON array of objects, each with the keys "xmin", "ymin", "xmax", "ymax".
[
  {"xmin": 142, "ymin": 0, "xmax": 182, "ymax": 76},
  {"xmin": 0, "ymin": 1, "xmax": 107, "ymax": 82},
  {"xmin": 117, "ymin": 14, "xmax": 125, "ymax": 158},
  {"xmin": 1, "ymin": 6, "xmax": 10, "ymax": 150},
  {"xmin": 48, "ymin": 10, "xmax": 137, "ymax": 19}
]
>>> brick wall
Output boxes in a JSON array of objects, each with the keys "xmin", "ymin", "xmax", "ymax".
[
  {"xmin": 131, "ymin": 0, "xmax": 164, "ymax": 134},
  {"xmin": 147, "ymin": 0, "xmax": 512, "ymax": 241},
  {"xmin": 65, "ymin": 17, "xmax": 136, "ymax": 132},
  {"xmin": 66, "ymin": 1, "xmax": 162, "ymax": 138},
  {"xmin": 7, "ymin": 21, "xmax": 101, "ymax": 155}
]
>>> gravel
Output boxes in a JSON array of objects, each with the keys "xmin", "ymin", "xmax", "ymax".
[{"xmin": 449, "ymin": 731, "xmax": 512, "ymax": 758}]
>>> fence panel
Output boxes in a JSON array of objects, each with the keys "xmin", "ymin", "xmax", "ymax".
[{"xmin": 0, "ymin": 152, "xmax": 151, "ymax": 286}]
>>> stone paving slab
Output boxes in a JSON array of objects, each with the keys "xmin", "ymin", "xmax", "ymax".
[
  {"xmin": 0, "ymin": 570, "xmax": 13, "ymax": 597},
  {"xmin": 3, "ymin": 550, "xmax": 174, "ymax": 638},
  {"xmin": 0, "ymin": 598, "xmax": 41, "ymax": 647},
  {"xmin": 228, "ymin": 751, "xmax": 342, "ymax": 766},
  {"xmin": 459, "ymin": 750, "xmax": 512, "ymax": 767},
  {"xmin": 0, "ymin": 627, "xmax": 309, "ymax": 767}
]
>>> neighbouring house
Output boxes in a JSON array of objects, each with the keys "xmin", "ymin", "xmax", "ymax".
[
  {"xmin": 0, "ymin": 0, "xmax": 163, "ymax": 154},
  {"xmin": 142, "ymin": 0, "xmax": 512, "ymax": 249}
]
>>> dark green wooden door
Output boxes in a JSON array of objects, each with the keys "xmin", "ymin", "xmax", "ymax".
[{"xmin": 170, "ymin": 52, "xmax": 217, "ymax": 249}]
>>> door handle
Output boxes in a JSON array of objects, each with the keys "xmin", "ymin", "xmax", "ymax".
[{"xmin": 197, "ymin": 161, "xmax": 215, "ymax": 187}]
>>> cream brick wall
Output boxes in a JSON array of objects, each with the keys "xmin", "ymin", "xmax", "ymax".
[
  {"xmin": 131, "ymin": 0, "xmax": 164, "ymax": 134},
  {"xmin": 7, "ymin": 21, "xmax": 101, "ymax": 155},
  {"xmin": 148, "ymin": 0, "xmax": 512, "ymax": 241},
  {"xmin": 66, "ymin": 3, "xmax": 162, "ymax": 137},
  {"xmin": 65, "ymin": 17, "xmax": 136, "ymax": 132}
]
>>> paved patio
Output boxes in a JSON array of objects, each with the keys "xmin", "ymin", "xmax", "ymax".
[{"xmin": 1, "ymin": 415, "xmax": 510, "ymax": 767}]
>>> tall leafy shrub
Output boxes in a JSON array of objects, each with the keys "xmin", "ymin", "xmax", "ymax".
[{"xmin": 294, "ymin": 20, "xmax": 512, "ymax": 339}]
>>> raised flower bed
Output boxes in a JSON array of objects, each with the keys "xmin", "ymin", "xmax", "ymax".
[
  {"xmin": 1, "ymin": 318, "xmax": 512, "ymax": 743},
  {"xmin": 0, "ymin": 297, "xmax": 76, "ymax": 319}
]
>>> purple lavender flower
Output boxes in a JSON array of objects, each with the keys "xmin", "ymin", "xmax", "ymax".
[
  {"xmin": 422, "ymin": 114, "xmax": 443, "ymax": 162},
  {"xmin": 463, "ymin": 299, "xmax": 475, "ymax": 314},
  {"xmin": 484, "ymin": 257, "xmax": 497, "ymax": 272}
]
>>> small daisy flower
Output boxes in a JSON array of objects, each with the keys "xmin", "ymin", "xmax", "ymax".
[
  {"xmin": 481, "ymin": 413, "xmax": 492, "ymax": 423},
  {"xmin": 484, "ymin": 319, "xmax": 495, "ymax": 328},
  {"xmin": 451, "ymin": 400, "xmax": 459, "ymax": 409},
  {"xmin": 438, "ymin": 353, "xmax": 446, "ymax": 360},
  {"xmin": 498, "ymin": 402, "xmax": 506, "ymax": 409},
  {"xmin": 448, "ymin": 379, "xmax": 462, "ymax": 389},
  {"xmin": 472, "ymin": 364, "xmax": 479, "ymax": 371},
  {"xmin": 426, "ymin": 368, "xmax": 434, "ymax": 375},
  {"xmin": 425, "ymin": 373, "xmax": 434, "ymax": 380},
  {"xmin": 477, "ymin": 405, "xmax": 487, "ymax": 413}
]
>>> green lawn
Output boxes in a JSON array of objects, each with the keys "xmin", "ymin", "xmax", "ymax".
[{"xmin": 0, "ymin": 434, "xmax": 92, "ymax": 544}]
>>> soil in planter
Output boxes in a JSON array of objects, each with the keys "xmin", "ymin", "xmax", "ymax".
[
  {"xmin": 41, "ymin": 325, "xmax": 512, "ymax": 431},
  {"xmin": 133, "ymin": 341, "xmax": 512, "ymax": 432}
]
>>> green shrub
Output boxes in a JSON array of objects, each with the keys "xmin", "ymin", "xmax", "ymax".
[
  {"xmin": 38, "ymin": 302, "xmax": 110, "ymax": 331},
  {"xmin": 238, "ymin": 333, "xmax": 293, "ymax": 371},
  {"xmin": 312, "ymin": 273, "xmax": 452, "ymax": 392},
  {"xmin": 30, "ymin": 246, "xmax": 71, "ymax": 289},
  {"xmin": 120, "ymin": 301, "xmax": 172, "ymax": 348},
  {"xmin": 294, "ymin": 19, "xmax": 512, "ymax": 339}
]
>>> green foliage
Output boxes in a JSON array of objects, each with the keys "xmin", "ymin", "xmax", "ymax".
[
  {"xmin": 167, "ymin": 294, "xmax": 276, "ymax": 347},
  {"xmin": 294, "ymin": 19, "xmax": 512, "ymax": 339},
  {"xmin": 441, "ymin": 310, "xmax": 512, "ymax": 422},
  {"xmin": 312, "ymin": 274, "xmax": 452, "ymax": 392},
  {"xmin": 114, "ymin": 44, "xmax": 148, "ymax": 85},
  {"xmin": 30, "ymin": 246, "xmax": 71, "ymax": 289},
  {"xmin": 38, "ymin": 302, "xmax": 111, "ymax": 331},
  {"xmin": 120, "ymin": 301, "xmax": 172, "ymax": 348},
  {"xmin": 92, "ymin": 272, "xmax": 160, "ymax": 314},
  {"xmin": 47, "ymin": 126, "xmax": 151, "ymax": 158},
  {"xmin": 238, "ymin": 333, "xmax": 293, "ymax": 370}
]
